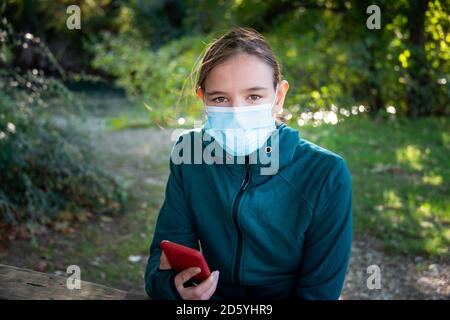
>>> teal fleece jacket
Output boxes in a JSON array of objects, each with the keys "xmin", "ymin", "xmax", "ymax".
[{"xmin": 144, "ymin": 123, "xmax": 352, "ymax": 300}]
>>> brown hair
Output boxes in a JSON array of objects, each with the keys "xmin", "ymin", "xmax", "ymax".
[{"xmin": 194, "ymin": 27, "xmax": 282, "ymax": 93}]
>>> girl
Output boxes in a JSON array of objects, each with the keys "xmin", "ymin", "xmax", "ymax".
[{"xmin": 145, "ymin": 27, "xmax": 352, "ymax": 300}]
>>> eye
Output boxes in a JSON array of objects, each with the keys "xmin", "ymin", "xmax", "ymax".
[
  {"xmin": 212, "ymin": 97, "xmax": 228, "ymax": 103},
  {"xmin": 248, "ymin": 95, "xmax": 262, "ymax": 101}
]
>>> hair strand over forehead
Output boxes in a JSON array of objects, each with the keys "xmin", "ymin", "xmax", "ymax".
[{"xmin": 194, "ymin": 27, "xmax": 282, "ymax": 93}]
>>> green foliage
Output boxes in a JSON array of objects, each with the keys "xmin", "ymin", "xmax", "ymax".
[
  {"xmin": 0, "ymin": 19, "xmax": 127, "ymax": 230},
  {"xmin": 3, "ymin": 0, "xmax": 448, "ymax": 119},
  {"xmin": 92, "ymin": 31, "xmax": 212, "ymax": 126},
  {"xmin": 88, "ymin": 0, "xmax": 448, "ymax": 124}
]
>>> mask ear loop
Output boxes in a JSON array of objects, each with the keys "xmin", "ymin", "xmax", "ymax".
[
  {"xmin": 271, "ymin": 83, "xmax": 281, "ymax": 123},
  {"xmin": 265, "ymin": 83, "xmax": 280, "ymax": 155}
]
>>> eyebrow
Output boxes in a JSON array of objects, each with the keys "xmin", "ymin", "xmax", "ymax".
[
  {"xmin": 206, "ymin": 86, "xmax": 269, "ymax": 96},
  {"xmin": 244, "ymin": 86, "xmax": 268, "ymax": 92},
  {"xmin": 205, "ymin": 90, "xmax": 228, "ymax": 96}
]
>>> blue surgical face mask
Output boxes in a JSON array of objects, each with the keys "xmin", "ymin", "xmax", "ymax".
[{"xmin": 203, "ymin": 85, "xmax": 279, "ymax": 157}]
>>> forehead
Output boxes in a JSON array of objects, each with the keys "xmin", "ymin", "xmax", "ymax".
[{"xmin": 204, "ymin": 53, "xmax": 273, "ymax": 92}]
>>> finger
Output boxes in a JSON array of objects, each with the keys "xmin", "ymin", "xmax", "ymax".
[
  {"xmin": 200, "ymin": 272, "xmax": 219, "ymax": 300},
  {"xmin": 159, "ymin": 251, "xmax": 171, "ymax": 270},
  {"xmin": 175, "ymin": 267, "xmax": 201, "ymax": 290},
  {"xmin": 190, "ymin": 271, "xmax": 219, "ymax": 300},
  {"xmin": 182, "ymin": 272, "xmax": 219, "ymax": 300},
  {"xmin": 192, "ymin": 271, "xmax": 219, "ymax": 296}
]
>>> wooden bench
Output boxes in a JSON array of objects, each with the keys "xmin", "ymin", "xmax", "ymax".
[{"xmin": 0, "ymin": 264, "xmax": 150, "ymax": 300}]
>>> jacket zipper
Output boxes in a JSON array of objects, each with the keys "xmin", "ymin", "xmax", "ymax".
[{"xmin": 232, "ymin": 155, "xmax": 252, "ymax": 285}]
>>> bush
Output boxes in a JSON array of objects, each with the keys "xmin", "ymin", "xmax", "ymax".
[
  {"xmin": 91, "ymin": 31, "xmax": 211, "ymax": 127},
  {"xmin": 0, "ymin": 18, "xmax": 127, "ymax": 237}
]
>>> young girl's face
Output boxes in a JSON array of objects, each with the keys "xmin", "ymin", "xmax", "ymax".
[{"xmin": 198, "ymin": 53, "xmax": 289, "ymax": 117}]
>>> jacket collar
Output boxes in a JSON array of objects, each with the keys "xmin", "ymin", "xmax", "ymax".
[{"xmin": 200, "ymin": 122, "xmax": 301, "ymax": 184}]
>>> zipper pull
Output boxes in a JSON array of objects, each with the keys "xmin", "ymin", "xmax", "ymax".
[{"xmin": 241, "ymin": 156, "xmax": 251, "ymax": 190}]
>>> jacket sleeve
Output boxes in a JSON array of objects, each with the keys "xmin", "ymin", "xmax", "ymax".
[
  {"xmin": 144, "ymin": 152, "xmax": 199, "ymax": 300},
  {"xmin": 295, "ymin": 159, "xmax": 352, "ymax": 300}
]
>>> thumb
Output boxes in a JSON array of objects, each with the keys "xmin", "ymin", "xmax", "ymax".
[
  {"xmin": 159, "ymin": 251, "xmax": 171, "ymax": 270},
  {"xmin": 212, "ymin": 270, "xmax": 220, "ymax": 284}
]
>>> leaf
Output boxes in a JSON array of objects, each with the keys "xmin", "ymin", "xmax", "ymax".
[
  {"xmin": 100, "ymin": 216, "xmax": 113, "ymax": 222},
  {"xmin": 143, "ymin": 102, "xmax": 153, "ymax": 112},
  {"xmin": 33, "ymin": 260, "xmax": 47, "ymax": 273},
  {"xmin": 57, "ymin": 210, "xmax": 75, "ymax": 222},
  {"xmin": 76, "ymin": 211, "xmax": 92, "ymax": 223},
  {"xmin": 53, "ymin": 221, "xmax": 69, "ymax": 232}
]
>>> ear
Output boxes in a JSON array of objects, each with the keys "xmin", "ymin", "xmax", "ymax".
[
  {"xmin": 196, "ymin": 87, "xmax": 204, "ymax": 100},
  {"xmin": 273, "ymin": 80, "xmax": 289, "ymax": 113}
]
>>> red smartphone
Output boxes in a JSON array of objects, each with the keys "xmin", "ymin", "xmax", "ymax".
[{"xmin": 160, "ymin": 240, "xmax": 211, "ymax": 282}]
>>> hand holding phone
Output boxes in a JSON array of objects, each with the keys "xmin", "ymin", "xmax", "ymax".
[
  {"xmin": 160, "ymin": 240, "xmax": 219, "ymax": 300},
  {"xmin": 160, "ymin": 240, "xmax": 211, "ymax": 282}
]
